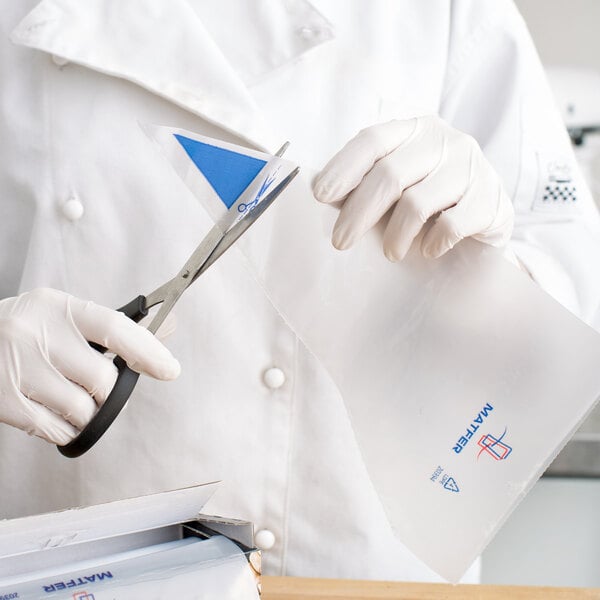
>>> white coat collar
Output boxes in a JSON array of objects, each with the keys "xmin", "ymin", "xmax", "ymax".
[{"xmin": 10, "ymin": 0, "xmax": 334, "ymax": 151}]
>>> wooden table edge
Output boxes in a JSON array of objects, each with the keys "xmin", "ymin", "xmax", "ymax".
[{"xmin": 261, "ymin": 576, "xmax": 600, "ymax": 599}]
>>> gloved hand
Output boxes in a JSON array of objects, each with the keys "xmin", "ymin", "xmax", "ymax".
[
  {"xmin": 0, "ymin": 288, "xmax": 181, "ymax": 445},
  {"xmin": 313, "ymin": 116, "xmax": 514, "ymax": 261}
]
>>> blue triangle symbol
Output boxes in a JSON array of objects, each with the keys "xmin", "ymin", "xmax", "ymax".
[
  {"xmin": 174, "ymin": 134, "xmax": 267, "ymax": 208},
  {"xmin": 443, "ymin": 477, "xmax": 460, "ymax": 493}
]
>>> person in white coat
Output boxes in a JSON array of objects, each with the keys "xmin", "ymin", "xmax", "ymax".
[{"xmin": 1, "ymin": 0, "xmax": 599, "ymax": 583}]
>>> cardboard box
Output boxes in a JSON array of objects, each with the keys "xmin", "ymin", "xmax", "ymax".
[{"xmin": 0, "ymin": 483, "xmax": 260, "ymax": 599}]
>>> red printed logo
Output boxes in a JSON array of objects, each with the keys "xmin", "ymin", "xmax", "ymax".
[{"xmin": 477, "ymin": 427, "xmax": 512, "ymax": 461}]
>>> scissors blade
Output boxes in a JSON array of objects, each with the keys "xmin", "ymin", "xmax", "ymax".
[
  {"xmin": 144, "ymin": 165, "xmax": 299, "ymax": 333},
  {"xmin": 170, "ymin": 143, "xmax": 294, "ymax": 289},
  {"xmin": 144, "ymin": 224, "xmax": 223, "ymax": 333},
  {"xmin": 193, "ymin": 166, "xmax": 300, "ymax": 280}
]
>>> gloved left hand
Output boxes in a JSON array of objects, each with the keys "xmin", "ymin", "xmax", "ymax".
[{"xmin": 313, "ymin": 116, "xmax": 514, "ymax": 261}]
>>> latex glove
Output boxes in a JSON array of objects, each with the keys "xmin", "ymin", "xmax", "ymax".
[
  {"xmin": 313, "ymin": 116, "xmax": 515, "ymax": 261},
  {"xmin": 0, "ymin": 288, "xmax": 181, "ymax": 445}
]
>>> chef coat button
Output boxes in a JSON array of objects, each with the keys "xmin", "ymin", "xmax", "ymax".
[
  {"xmin": 254, "ymin": 529, "xmax": 276, "ymax": 551},
  {"xmin": 297, "ymin": 26, "xmax": 319, "ymax": 40},
  {"xmin": 61, "ymin": 197, "xmax": 84, "ymax": 221},
  {"xmin": 263, "ymin": 367, "xmax": 285, "ymax": 390},
  {"xmin": 51, "ymin": 54, "xmax": 69, "ymax": 67}
]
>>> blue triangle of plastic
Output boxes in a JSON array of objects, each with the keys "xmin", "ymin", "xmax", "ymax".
[{"xmin": 174, "ymin": 134, "xmax": 267, "ymax": 209}]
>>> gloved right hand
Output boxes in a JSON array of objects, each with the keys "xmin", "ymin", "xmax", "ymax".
[{"xmin": 0, "ymin": 288, "xmax": 181, "ymax": 445}]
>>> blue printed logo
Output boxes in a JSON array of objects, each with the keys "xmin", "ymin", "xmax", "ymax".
[
  {"xmin": 477, "ymin": 427, "xmax": 513, "ymax": 461},
  {"xmin": 443, "ymin": 477, "xmax": 460, "ymax": 493},
  {"xmin": 237, "ymin": 166, "xmax": 280, "ymax": 214},
  {"xmin": 430, "ymin": 466, "xmax": 461, "ymax": 493},
  {"xmin": 174, "ymin": 134, "xmax": 267, "ymax": 208},
  {"xmin": 452, "ymin": 403, "xmax": 494, "ymax": 454},
  {"xmin": 43, "ymin": 572, "xmax": 112, "ymax": 594}
]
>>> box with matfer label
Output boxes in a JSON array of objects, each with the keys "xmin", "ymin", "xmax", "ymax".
[{"xmin": 0, "ymin": 483, "xmax": 261, "ymax": 599}]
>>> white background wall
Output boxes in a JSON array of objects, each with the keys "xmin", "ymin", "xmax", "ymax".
[
  {"xmin": 515, "ymin": 0, "xmax": 600, "ymax": 69},
  {"xmin": 481, "ymin": 1, "xmax": 600, "ymax": 588},
  {"xmin": 482, "ymin": 479, "xmax": 600, "ymax": 587}
]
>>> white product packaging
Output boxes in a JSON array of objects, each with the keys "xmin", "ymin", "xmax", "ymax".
[
  {"xmin": 0, "ymin": 484, "xmax": 260, "ymax": 600},
  {"xmin": 142, "ymin": 122, "xmax": 297, "ymax": 231},
  {"xmin": 148, "ymin": 126, "xmax": 600, "ymax": 582}
]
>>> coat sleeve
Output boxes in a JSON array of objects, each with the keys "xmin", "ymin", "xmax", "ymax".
[{"xmin": 439, "ymin": 0, "xmax": 600, "ymax": 327}]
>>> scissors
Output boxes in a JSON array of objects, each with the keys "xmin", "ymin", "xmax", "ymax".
[{"xmin": 58, "ymin": 144, "xmax": 299, "ymax": 458}]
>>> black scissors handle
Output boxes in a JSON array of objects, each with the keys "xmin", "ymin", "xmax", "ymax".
[
  {"xmin": 57, "ymin": 296, "xmax": 148, "ymax": 458},
  {"xmin": 57, "ymin": 163, "xmax": 300, "ymax": 459}
]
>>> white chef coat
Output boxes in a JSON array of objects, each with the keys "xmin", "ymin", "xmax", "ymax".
[{"xmin": 1, "ymin": 0, "xmax": 600, "ymax": 583}]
